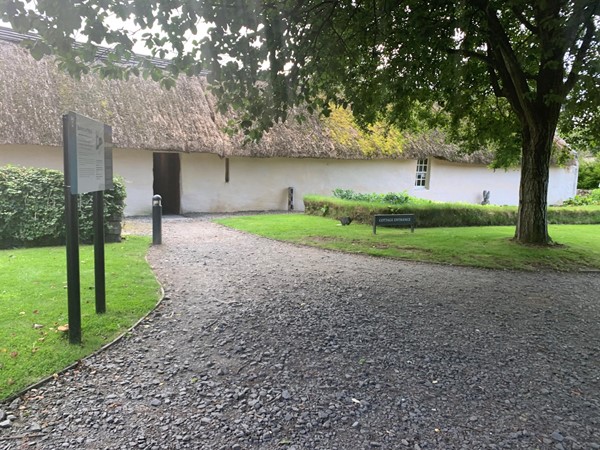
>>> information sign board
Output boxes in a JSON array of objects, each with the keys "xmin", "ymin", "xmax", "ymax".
[
  {"xmin": 104, "ymin": 124, "xmax": 114, "ymax": 190},
  {"xmin": 373, "ymin": 214, "xmax": 416, "ymax": 234},
  {"xmin": 65, "ymin": 112, "xmax": 106, "ymax": 194}
]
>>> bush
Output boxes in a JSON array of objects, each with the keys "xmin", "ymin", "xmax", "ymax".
[
  {"xmin": 577, "ymin": 160, "xmax": 600, "ymax": 189},
  {"xmin": 563, "ymin": 188, "xmax": 600, "ymax": 206},
  {"xmin": 0, "ymin": 165, "xmax": 126, "ymax": 248},
  {"xmin": 332, "ymin": 188, "xmax": 415, "ymax": 205},
  {"xmin": 304, "ymin": 194, "xmax": 600, "ymax": 227}
]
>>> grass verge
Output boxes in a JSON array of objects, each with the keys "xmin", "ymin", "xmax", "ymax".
[
  {"xmin": 216, "ymin": 214, "xmax": 600, "ymax": 272},
  {"xmin": 0, "ymin": 236, "xmax": 160, "ymax": 400}
]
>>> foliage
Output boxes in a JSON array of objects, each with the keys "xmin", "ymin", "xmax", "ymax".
[
  {"xmin": 0, "ymin": 166, "xmax": 126, "ymax": 248},
  {"xmin": 79, "ymin": 176, "xmax": 126, "ymax": 240},
  {"xmin": 332, "ymin": 189, "xmax": 414, "ymax": 206},
  {"xmin": 324, "ymin": 107, "xmax": 405, "ymax": 157},
  {"xmin": 2, "ymin": 0, "xmax": 599, "ymax": 244},
  {"xmin": 216, "ymin": 214, "xmax": 600, "ymax": 272},
  {"xmin": 3, "ymin": 1, "xmax": 597, "ymax": 147},
  {"xmin": 577, "ymin": 160, "xmax": 600, "ymax": 189},
  {"xmin": 304, "ymin": 195, "xmax": 600, "ymax": 228},
  {"xmin": 561, "ymin": 124, "xmax": 600, "ymax": 156},
  {"xmin": 0, "ymin": 236, "xmax": 160, "ymax": 400},
  {"xmin": 563, "ymin": 189, "xmax": 600, "ymax": 206}
]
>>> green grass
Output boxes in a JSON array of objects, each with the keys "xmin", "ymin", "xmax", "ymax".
[
  {"xmin": 0, "ymin": 236, "xmax": 160, "ymax": 400},
  {"xmin": 216, "ymin": 214, "xmax": 600, "ymax": 271}
]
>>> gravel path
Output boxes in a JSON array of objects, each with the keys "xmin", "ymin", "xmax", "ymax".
[{"xmin": 1, "ymin": 216, "xmax": 599, "ymax": 450}]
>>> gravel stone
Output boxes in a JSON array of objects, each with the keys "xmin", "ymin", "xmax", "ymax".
[
  {"xmin": 1, "ymin": 214, "xmax": 600, "ymax": 450},
  {"xmin": 552, "ymin": 431, "xmax": 565, "ymax": 442}
]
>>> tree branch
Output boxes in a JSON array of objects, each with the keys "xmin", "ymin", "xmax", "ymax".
[
  {"xmin": 487, "ymin": 64, "xmax": 506, "ymax": 98},
  {"xmin": 297, "ymin": 0, "xmax": 337, "ymax": 18},
  {"xmin": 468, "ymin": 0, "xmax": 534, "ymax": 126},
  {"xmin": 446, "ymin": 47, "xmax": 490, "ymax": 64},
  {"xmin": 511, "ymin": 6, "xmax": 538, "ymax": 34},
  {"xmin": 564, "ymin": 3, "xmax": 599, "ymax": 94},
  {"xmin": 563, "ymin": 0, "xmax": 596, "ymax": 44}
]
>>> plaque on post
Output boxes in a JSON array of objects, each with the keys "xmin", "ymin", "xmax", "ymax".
[{"xmin": 65, "ymin": 112, "xmax": 107, "ymax": 194}]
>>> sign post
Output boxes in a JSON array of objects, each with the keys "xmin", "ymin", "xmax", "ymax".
[
  {"xmin": 63, "ymin": 112, "xmax": 112, "ymax": 343},
  {"xmin": 93, "ymin": 191, "xmax": 105, "ymax": 314},
  {"xmin": 93, "ymin": 125, "xmax": 113, "ymax": 314}
]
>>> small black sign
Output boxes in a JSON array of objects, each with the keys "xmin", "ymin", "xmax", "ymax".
[{"xmin": 373, "ymin": 214, "xmax": 416, "ymax": 234}]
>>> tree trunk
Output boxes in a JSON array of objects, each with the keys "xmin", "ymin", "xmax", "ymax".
[{"xmin": 514, "ymin": 125, "xmax": 553, "ymax": 245}]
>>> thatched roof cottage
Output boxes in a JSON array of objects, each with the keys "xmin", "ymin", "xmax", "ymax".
[{"xmin": 0, "ymin": 26, "xmax": 578, "ymax": 215}]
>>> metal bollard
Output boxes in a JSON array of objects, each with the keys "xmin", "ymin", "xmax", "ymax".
[
  {"xmin": 288, "ymin": 187, "xmax": 294, "ymax": 211},
  {"xmin": 152, "ymin": 195, "xmax": 162, "ymax": 245}
]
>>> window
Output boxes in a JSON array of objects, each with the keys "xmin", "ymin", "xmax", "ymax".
[{"xmin": 414, "ymin": 158, "xmax": 429, "ymax": 188}]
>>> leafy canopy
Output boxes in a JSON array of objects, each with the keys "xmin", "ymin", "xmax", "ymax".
[{"xmin": 1, "ymin": 0, "xmax": 598, "ymax": 156}]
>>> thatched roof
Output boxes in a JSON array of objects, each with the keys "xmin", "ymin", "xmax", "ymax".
[{"xmin": 0, "ymin": 30, "xmax": 528, "ymax": 164}]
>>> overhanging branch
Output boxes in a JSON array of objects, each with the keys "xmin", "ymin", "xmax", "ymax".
[
  {"xmin": 511, "ymin": 6, "xmax": 538, "ymax": 34},
  {"xmin": 468, "ymin": 0, "xmax": 534, "ymax": 125},
  {"xmin": 564, "ymin": 4, "xmax": 598, "ymax": 94},
  {"xmin": 446, "ymin": 47, "xmax": 490, "ymax": 64}
]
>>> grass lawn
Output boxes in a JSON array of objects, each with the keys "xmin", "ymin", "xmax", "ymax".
[
  {"xmin": 0, "ymin": 236, "xmax": 160, "ymax": 400},
  {"xmin": 216, "ymin": 214, "xmax": 600, "ymax": 271}
]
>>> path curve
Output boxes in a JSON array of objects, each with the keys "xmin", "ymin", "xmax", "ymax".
[{"xmin": 1, "ymin": 216, "xmax": 599, "ymax": 450}]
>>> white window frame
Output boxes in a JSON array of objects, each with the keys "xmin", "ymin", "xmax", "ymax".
[{"xmin": 414, "ymin": 158, "xmax": 430, "ymax": 189}]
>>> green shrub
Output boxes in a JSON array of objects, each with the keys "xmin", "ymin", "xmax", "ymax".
[
  {"xmin": 304, "ymin": 195, "xmax": 600, "ymax": 227},
  {"xmin": 332, "ymin": 188, "xmax": 414, "ymax": 205},
  {"xmin": 577, "ymin": 160, "xmax": 600, "ymax": 189},
  {"xmin": 0, "ymin": 165, "xmax": 126, "ymax": 248},
  {"xmin": 563, "ymin": 188, "xmax": 600, "ymax": 206}
]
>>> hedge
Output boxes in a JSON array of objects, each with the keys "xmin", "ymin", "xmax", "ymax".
[
  {"xmin": 0, "ymin": 165, "xmax": 126, "ymax": 248},
  {"xmin": 577, "ymin": 159, "xmax": 600, "ymax": 190},
  {"xmin": 303, "ymin": 195, "xmax": 600, "ymax": 227}
]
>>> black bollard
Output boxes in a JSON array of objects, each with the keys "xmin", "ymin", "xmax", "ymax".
[
  {"xmin": 288, "ymin": 187, "xmax": 294, "ymax": 211},
  {"xmin": 152, "ymin": 195, "xmax": 162, "ymax": 245}
]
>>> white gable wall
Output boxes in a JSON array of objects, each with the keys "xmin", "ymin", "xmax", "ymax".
[{"xmin": 1, "ymin": 145, "xmax": 578, "ymax": 216}]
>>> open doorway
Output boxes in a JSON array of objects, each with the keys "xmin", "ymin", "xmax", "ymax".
[{"xmin": 153, "ymin": 152, "xmax": 181, "ymax": 215}]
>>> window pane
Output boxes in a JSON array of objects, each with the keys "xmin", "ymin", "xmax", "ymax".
[{"xmin": 414, "ymin": 158, "xmax": 429, "ymax": 187}]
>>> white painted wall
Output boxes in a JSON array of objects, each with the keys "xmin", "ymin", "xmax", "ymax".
[
  {"xmin": 1, "ymin": 145, "xmax": 579, "ymax": 215},
  {"xmin": 0, "ymin": 145, "xmax": 63, "ymax": 170},
  {"xmin": 113, "ymin": 149, "xmax": 155, "ymax": 215},
  {"xmin": 414, "ymin": 159, "xmax": 522, "ymax": 205},
  {"xmin": 0, "ymin": 145, "xmax": 154, "ymax": 215},
  {"xmin": 180, "ymin": 154, "xmax": 414, "ymax": 213},
  {"xmin": 406, "ymin": 158, "xmax": 578, "ymax": 206}
]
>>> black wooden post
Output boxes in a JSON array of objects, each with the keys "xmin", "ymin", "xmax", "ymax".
[
  {"xmin": 93, "ymin": 190, "xmax": 106, "ymax": 313},
  {"xmin": 63, "ymin": 114, "xmax": 81, "ymax": 344}
]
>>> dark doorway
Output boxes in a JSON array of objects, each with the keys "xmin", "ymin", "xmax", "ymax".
[{"xmin": 153, "ymin": 152, "xmax": 181, "ymax": 215}]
